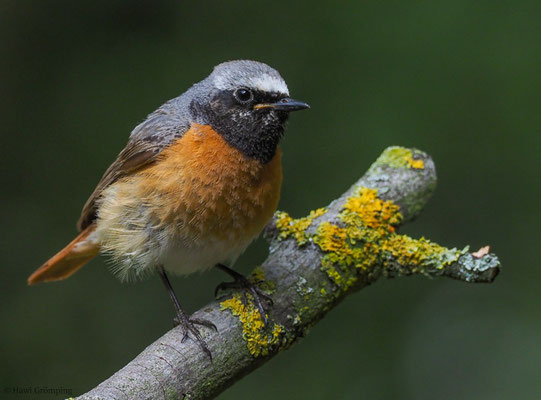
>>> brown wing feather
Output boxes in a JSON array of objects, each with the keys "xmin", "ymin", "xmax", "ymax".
[
  {"xmin": 77, "ymin": 113, "xmax": 189, "ymax": 231},
  {"xmin": 77, "ymin": 141, "xmax": 161, "ymax": 230}
]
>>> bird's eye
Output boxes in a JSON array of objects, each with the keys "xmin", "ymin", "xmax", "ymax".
[{"xmin": 234, "ymin": 88, "xmax": 253, "ymax": 104}]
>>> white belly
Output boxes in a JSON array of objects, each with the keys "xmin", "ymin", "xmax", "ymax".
[
  {"xmin": 161, "ymin": 235, "xmax": 255, "ymax": 276},
  {"xmin": 97, "ymin": 221, "xmax": 258, "ymax": 281}
]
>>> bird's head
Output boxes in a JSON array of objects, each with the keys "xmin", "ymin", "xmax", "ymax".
[{"xmin": 187, "ymin": 60, "xmax": 310, "ymax": 163}]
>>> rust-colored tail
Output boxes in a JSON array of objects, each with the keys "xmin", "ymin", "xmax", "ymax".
[{"xmin": 28, "ymin": 224, "xmax": 99, "ymax": 285}]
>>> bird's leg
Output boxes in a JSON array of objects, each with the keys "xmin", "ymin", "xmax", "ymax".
[
  {"xmin": 214, "ymin": 263, "xmax": 273, "ymax": 324},
  {"xmin": 157, "ymin": 265, "xmax": 216, "ymax": 360}
]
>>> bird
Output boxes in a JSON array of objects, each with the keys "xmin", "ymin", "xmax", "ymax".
[{"xmin": 27, "ymin": 60, "xmax": 310, "ymax": 357}]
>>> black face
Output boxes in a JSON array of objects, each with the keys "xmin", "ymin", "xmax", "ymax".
[{"xmin": 191, "ymin": 88, "xmax": 290, "ymax": 164}]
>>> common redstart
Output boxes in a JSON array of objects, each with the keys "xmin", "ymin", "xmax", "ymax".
[{"xmin": 28, "ymin": 60, "xmax": 309, "ymax": 357}]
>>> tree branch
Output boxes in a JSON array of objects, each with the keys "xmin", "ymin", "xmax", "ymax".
[{"xmin": 75, "ymin": 147, "xmax": 500, "ymax": 400}]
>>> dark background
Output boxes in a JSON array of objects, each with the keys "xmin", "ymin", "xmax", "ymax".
[{"xmin": 1, "ymin": 1, "xmax": 540, "ymax": 398}]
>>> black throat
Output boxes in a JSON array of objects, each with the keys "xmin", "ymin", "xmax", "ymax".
[{"xmin": 190, "ymin": 92, "xmax": 288, "ymax": 164}]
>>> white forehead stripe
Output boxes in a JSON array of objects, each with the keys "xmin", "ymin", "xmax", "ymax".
[
  {"xmin": 251, "ymin": 74, "xmax": 289, "ymax": 94},
  {"xmin": 213, "ymin": 73, "xmax": 289, "ymax": 95}
]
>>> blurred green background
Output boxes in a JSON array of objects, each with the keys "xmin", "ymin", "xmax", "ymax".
[{"xmin": 1, "ymin": 0, "xmax": 540, "ymax": 398}]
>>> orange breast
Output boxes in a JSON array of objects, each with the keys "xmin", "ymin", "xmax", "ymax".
[{"xmin": 134, "ymin": 123, "xmax": 283, "ymax": 242}]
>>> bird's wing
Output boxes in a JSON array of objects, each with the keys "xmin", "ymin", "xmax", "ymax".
[{"xmin": 77, "ymin": 113, "xmax": 190, "ymax": 231}]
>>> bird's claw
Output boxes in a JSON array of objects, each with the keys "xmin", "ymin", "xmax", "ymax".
[
  {"xmin": 173, "ymin": 313, "xmax": 215, "ymax": 361},
  {"xmin": 215, "ymin": 275, "xmax": 273, "ymax": 325}
]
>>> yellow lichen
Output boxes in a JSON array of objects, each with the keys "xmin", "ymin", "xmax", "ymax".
[
  {"xmin": 275, "ymin": 208, "xmax": 327, "ymax": 245},
  {"xmin": 313, "ymin": 187, "xmax": 403, "ymax": 287},
  {"xmin": 342, "ymin": 187, "xmax": 402, "ymax": 230},
  {"xmin": 250, "ymin": 265, "xmax": 266, "ymax": 283},
  {"xmin": 409, "ymin": 158, "xmax": 424, "ymax": 169},
  {"xmin": 220, "ymin": 294, "xmax": 284, "ymax": 357},
  {"xmin": 382, "ymin": 235, "xmax": 463, "ymax": 270},
  {"xmin": 249, "ymin": 265, "xmax": 276, "ymax": 293},
  {"xmin": 370, "ymin": 146, "xmax": 425, "ymax": 171},
  {"xmin": 314, "ymin": 222, "xmax": 349, "ymax": 253},
  {"xmin": 275, "ymin": 186, "xmax": 463, "ymax": 295}
]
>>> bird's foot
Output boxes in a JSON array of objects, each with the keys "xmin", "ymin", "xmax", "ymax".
[
  {"xmin": 173, "ymin": 312, "xmax": 217, "ymax": 361},
  {"xmin": 215, "ymin": 265, "xmax": 273, "ymax": 324}
]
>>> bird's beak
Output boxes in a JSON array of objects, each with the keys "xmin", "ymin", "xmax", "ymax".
[{"xmin": 254, "ymin": 98, "xmax": 310, "ymax": 112}]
